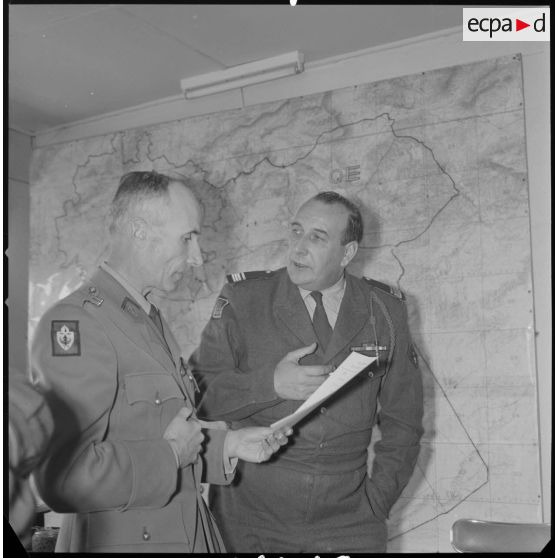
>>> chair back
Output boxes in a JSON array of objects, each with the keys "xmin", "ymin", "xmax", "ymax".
[{"xmin": 450, "ymin": 519, "xmax": 551, "ymax": 553}]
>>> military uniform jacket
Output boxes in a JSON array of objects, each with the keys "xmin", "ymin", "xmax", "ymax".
[
  {"xmin": 31, "ymin": 268, "xmax": 231, "ymax": 553},
  {"xmin": 190, "ymin": 267, "xmax": 424, "ymax": 519}
]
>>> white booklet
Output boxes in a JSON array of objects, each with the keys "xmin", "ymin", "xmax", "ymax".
[{"xmin": 270, "ymin": 351, "xmax": 377, "ymax": 431}]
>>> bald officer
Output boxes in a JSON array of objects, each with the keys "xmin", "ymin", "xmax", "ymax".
[
  {"xmin": 190, "ymin": 191, "xmax": 424, "ymax": 553},
  {"xmin": 30, "ymin": 171, "xmax": 289, "ymax": 553}
]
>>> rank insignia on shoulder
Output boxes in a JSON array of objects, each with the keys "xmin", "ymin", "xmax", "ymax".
[
  {"xmin": 212, "ymin": 296, "xmax": 229, "ymax": 319},
  {"xmin": 84, "ymin": 285, "xmax": 104, "ymax": 306},
  {"xmin": 364, "ymin": 277, "xmax": 405, "ymax": 301},
  {"xmin": 226, "ymin": 270, "xmax": 273, "ymax": 283},
  {"xmin": 51, "ymin": 320, "xmax": 81, "ymax": 356}
]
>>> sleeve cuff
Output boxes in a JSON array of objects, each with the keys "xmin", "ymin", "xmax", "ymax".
[
  {"xmin": 223, "ymin": 454, "xmax": 238, "ymax": 476},
  {"xmin": 200, "ymin": 426, "xmax": 235, "ymax": 484},
  {"xmin": 251, "ymin": 363, "xmax": 280, "ymax": 400},
  {"xmin": 220, "ymin": 430, "xmax": 238, "ymax": 477},
  {"xmin": 198, "ymin": 420, "xmax": 238, "ymax": 476}
]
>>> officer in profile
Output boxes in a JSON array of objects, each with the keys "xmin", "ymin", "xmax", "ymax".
[
  {"xmin": 30, "ymin": 171, "xmax": 290, "ymax": 552},
  {"xmin": 191, "ymin": 191, "xmax": 424, "ymax": 553}
]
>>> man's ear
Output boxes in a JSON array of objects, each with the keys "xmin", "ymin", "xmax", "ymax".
[
  {"xmin": 341, "ymin": 241, "xmax": 358, "ymax": 267},
  {"xmin": 130, "ymin": 217, "xmax": 148, "ymax": 241}
]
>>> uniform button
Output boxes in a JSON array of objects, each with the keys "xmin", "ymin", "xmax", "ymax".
[
  {"xmin": 319, "ymin": 442, "xmax": 327, "ymax": 449},
  {"xmin": 154, "ymin": 398, "xmax": 161, "ymax": 405},
  {"xmin": 368, "ymin": 371, "xmax": 374, "ymax": 378},
  {"xmin": 199, "ymin": 485, "xmax": 205, "ymax": 494},
  {"xmin": 320, "ymin": 407, "xmax": 327, "ymax": 414},
  {"xmin": 142, "ymin": 528, "xmax": 151, "ymax": 541}
]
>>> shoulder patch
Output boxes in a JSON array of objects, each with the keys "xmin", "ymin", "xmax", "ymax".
[
  {"xmin": 212, "ymin": 296, "xmax": 229, "ymax": 319},
  {"xmin": 51, "ymin": 320, "xmax": 81, "ymax": 356},
  {"xmin": 226, "ymin": 270, "xmax": 274, "ymax": 284},
  {"xmin": 363, "ymin": 277, "xmax": 405, "ymax": 301}
]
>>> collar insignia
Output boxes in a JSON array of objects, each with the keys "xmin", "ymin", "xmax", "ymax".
[{"xmin": 121, "ymin": 297, "xmax": 143, "ymax": 321}]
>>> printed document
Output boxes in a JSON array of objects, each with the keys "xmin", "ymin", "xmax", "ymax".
[{"xmin": 271, "ymin": 351, "xmax": 377, "ymax": 431}]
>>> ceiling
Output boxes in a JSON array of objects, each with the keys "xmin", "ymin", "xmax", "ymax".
[{"xmin": 8, "ymin": 4, "xmax": 464, "ymax": 135}]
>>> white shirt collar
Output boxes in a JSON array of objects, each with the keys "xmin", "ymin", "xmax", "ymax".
[
  {"xmin": 298, "ymin": 273, "xmax": 346, "ymax": 301},
  {"xmin": 298, "ymin": 273, "xmax": 347, "ymax": 329}
]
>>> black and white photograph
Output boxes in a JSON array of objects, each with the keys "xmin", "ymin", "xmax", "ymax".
[{"xmin": 7, "ymin": 2, "xmax": 552, "ymax": 554}]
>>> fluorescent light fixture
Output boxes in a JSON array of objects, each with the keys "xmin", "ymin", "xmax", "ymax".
[{"xmin": 181, "ymin": 51, "xmax": 304, "ymax": 99}]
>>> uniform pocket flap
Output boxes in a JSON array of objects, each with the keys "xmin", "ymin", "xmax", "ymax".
[
  {"xmin": 87, "ymin": 502, "xmax": 190, "ymax": 550},
  {"xmin": 125, "ymin": 373, "xmax": 183, "ymax": 405},
  {"xmin": 367, "ymin": 362, "xmax": 387, "ymax": 380}
]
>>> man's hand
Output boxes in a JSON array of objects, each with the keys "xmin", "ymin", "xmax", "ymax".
[
  {"xmin": 163, "ymin": 407, "xmax": 204, "ymax": 468},
  {"xmin": 225, "ymin": 427, "xmax": 292, "ymax": 463},
  {"xmin": 273, "ymin": 343, "xmax": 333, "ymax": 400}
]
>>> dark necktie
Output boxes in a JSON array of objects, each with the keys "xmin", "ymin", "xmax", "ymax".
[{"xmin": 310, "ymin": 291, "xmax": 333, "ymax": 351}]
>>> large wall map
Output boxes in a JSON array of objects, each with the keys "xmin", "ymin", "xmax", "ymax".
[{"xmin": 29, "ymin": 54, "xmax": 541, "ymax": 552}]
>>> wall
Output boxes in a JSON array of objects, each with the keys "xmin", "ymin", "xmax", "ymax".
[
  {"xmin": 29, "ymin": 28, "xmax": 551, "ymax": 548},
  {"xmin": 8, "ymin": 129, "xmax": 33, "ymax": 374}
]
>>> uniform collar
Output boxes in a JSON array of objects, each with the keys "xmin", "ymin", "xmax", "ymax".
[{"xmin": 100, "ymin": 262, "xmax": 151, "ymax": 314}]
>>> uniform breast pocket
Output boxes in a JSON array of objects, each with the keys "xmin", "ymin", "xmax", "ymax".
[
  {"xmin": 118, "ymin": 373, "xmax": 186, "ymax": 439},
  {"xmin": 324, "ymin": 360, "xmax": 387, "ymax": 429}
]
